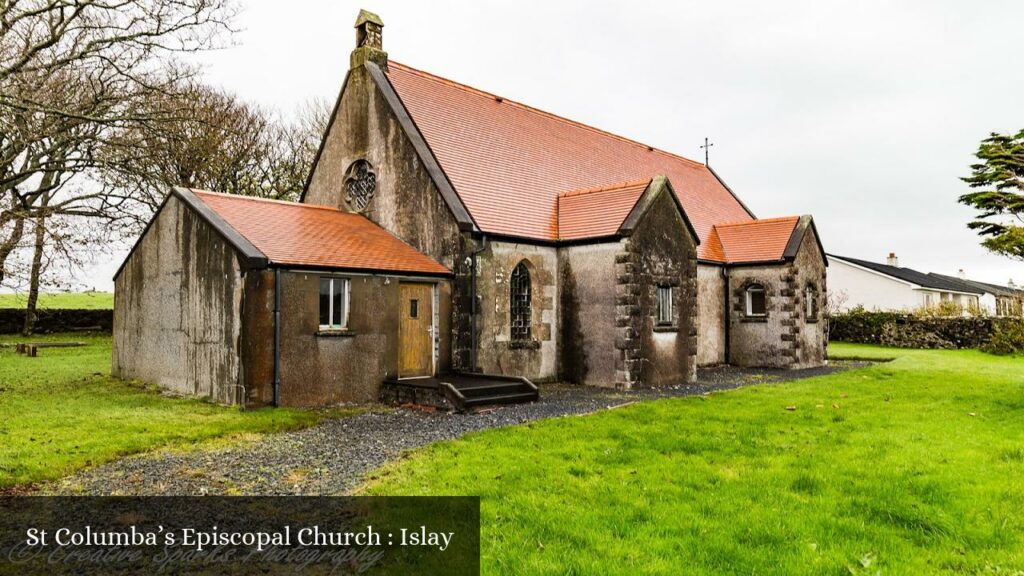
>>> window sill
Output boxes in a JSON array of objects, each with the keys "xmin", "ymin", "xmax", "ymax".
[
  {"xmin": 509, "ymin": 339, "xmax": 541, "ymax": 350},
  {"xmin": 741, "ymin": 316, "xmax": 768, "ymax": 323},
  {"xmin": 316, "ymin": 329, "xmax": 356, "ymax": 338},
  {"xmin": 653, "ymin": 325, "xmax": 678, "ymax": 333}
]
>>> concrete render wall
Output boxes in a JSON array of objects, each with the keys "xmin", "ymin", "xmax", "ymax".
[
  {"xmin": 113, "ymin": 195, "xmax": 245, "ymax": 404},
  {"xmin": 696, "ymin": 264, "xmax": 726, "ymax": 366},
  {"xmin": 267, "ymin": 271, "xmax": 452, "ymax": 407},
  {"xmin": 303, "ymin": 65, "xmax": 475, "ymax": 372},
  {"xmin": 560, "ymin": 241, "xmax": 621, "ymax": 387}
]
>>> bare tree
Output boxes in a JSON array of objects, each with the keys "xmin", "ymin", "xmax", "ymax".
[
  {"xmin": 823, "ymin": 288, "xmax": 849, "ymax": 343},
  {"xmin": 0, "ymin": 0, "xmax": 237, "ymax": 284},
  {"xmin": 99, "ymin": 88, "xmax": 330, "ymax": 230}
]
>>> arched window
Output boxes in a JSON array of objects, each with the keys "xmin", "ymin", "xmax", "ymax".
[
  {"xmin": 745, "ymin": 284, "xmax": 766, "ymax": 317},
  {"xmin": 510, "ymin": 262, "xmax": 532, "ymax": 340},
  {"xmin": 805, "ymin": 285, "xmax": 818, "ymax": 319}
]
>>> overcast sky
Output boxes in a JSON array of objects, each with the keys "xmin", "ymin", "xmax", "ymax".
[{"xmin": 83, "ymin": 0, "xmax": 1024, "ymax": 289}]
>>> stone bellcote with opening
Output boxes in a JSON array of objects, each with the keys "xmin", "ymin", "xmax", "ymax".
[{"xmin": 351, "ymin": 9, "xmax": 387, "ymax": 70}]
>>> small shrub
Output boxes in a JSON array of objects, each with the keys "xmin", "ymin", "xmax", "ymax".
[
  {"xmin": 981, "ymin": 320, "xmax": 1024, "ymax": 356},
  {"xmin": 914, "ymin": 301, "xmax": 966, "ymax": 318}
]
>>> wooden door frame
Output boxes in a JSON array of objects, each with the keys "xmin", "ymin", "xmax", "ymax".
[{"xmin": 398, "ymin": 281, "xmax": 438, "ymax": 379}]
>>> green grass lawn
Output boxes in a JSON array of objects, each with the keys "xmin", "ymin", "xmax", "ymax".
[
  {"xmin": 0, "ymin": 333, "xmax": 318, "ymax": 488},
  {"xmin": 0, "ymin": 291, "xmax": 114, "ymax": 309},
  {"xmin": 365, "ymin": 344, "xmax": 1024, "ymax": 575}
]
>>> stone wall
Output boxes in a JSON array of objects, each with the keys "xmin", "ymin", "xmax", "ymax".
[
  {"xmin": 474, "ymin": 240, "xmax": 559, "ymax": 381},
  {"xmin": 0, "ymin": 308, "xmax": 112, "ymax": 334},
  {"xmin": 726, "ymin": 228, "xmax": 827, "ymax": 369},
  {"xmin": 790, "ymin": 227, "xmax": 827, "ymax": 366},
  {"xmin": 615, "ymin": 187, "xmax": 699, "ymax": 387},
  {"xmin": 830, "ymin": 311, "xmax": 1019, "ymax": 349}
]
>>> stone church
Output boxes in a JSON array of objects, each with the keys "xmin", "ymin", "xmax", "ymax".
[{"xmin": 111, "ymin": 10, "xmax": 827, "ymax": 408}]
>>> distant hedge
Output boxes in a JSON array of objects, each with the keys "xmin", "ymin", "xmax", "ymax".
[
  {"xmin": 829, "ymin": 309, "xmax": 1023, "ymax": 353},
  {"xmin": 0, "ymin": 308, "xmax": 113, "ymax": 334}
]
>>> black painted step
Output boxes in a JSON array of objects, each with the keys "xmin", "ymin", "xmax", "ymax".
[
  {"xmin": 452, "ymin": 382, "xmax": 530, "ymax": 398},
  {"xmin": 462, "ymin": 391, "xmax": 539, "ymax": 408}
]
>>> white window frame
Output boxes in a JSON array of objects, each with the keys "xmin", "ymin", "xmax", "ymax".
[
  {"xmin": 319, "ymin": 277, "xmax": 350, "ymax": 330},
  {"xmin": 656, "ymin": 286, "xmax": 674, "ymax": 326},
  {"xmin": 745, "ymin": 285, "xmax": 767, "ymax": 317}
]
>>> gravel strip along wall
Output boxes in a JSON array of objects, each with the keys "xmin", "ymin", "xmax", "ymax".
[{"xmin": 49, "ymin": 362, "xmax": 866, "ymax": 497}]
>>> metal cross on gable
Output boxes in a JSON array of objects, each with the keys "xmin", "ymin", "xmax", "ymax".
[{"xmin": 700, "ymin": 137, "xmax": 714, "ymax": 166}]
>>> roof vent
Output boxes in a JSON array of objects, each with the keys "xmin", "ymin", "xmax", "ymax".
[
  {"xmin": 886, "ymin": 252, "xmax": 898, "ymax": 267},
  {"xmin": 495, "ymin": 96, "xmax": 503, "ymax": 102}
]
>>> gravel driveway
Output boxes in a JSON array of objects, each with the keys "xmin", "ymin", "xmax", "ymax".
[{"xmin": 50, "ymin": 361, "xmax": 865, "ymax": 496}]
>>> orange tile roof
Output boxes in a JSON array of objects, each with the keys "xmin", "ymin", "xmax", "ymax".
[
  {"xmin": 557, "ymin": 180, "xmax": 650, "ymax": 241},
  {"xmin": 192, "ymin": 191, "xmax": 450, "ymax": 275},
  {"xmin": 385, "ymin": 61, "xmax": 755, "ymax": 258},
  {"xmin": 706, "ymin": 216, "xmax": 800, "ymax": 264}
]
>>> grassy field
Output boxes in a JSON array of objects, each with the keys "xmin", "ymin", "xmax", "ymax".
[
  {"xmin": 0, "ymin": 333, "xmax": 318, "ymax": 488},
  {"xmin": 0, "ymin": 291, "xmax": 114, "ymax": 309},
  {"xmin": 365, "ymin": 344, "xmax": 1024, "ymax": 575}
]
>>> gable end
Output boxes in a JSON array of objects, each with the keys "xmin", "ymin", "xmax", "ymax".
[{"xmin": 364, "ymin": 62, "xmax": 477, "ymax": 232}]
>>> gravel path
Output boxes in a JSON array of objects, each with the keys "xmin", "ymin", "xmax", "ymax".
[{"xmin": 50, "ymin": 361, "xmax": 866, "ymax": 496}]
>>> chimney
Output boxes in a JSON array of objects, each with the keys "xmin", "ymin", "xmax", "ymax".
[
  {"xmin": 958, "ymin": 269, "xmax": 966, "ymax": 279},
  {"xmin": 351, "ymin": 9, "xmax": 387, "ymax": 70},
  {"xmin": 1009, "ymin": 278, "xmax": 1017, "ymax": 289},
  {"xmin": 886, "ymin": 252, "xmax": 898, "ymax": 267}
]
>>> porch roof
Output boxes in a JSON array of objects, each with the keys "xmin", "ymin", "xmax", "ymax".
[{"xmin": 190, "ymin": 189, "xmax": 451, "ymax": 276}]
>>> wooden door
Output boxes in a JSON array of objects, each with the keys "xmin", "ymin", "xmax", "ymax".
[{"xmin": 399, "ymin": 283, "xmax": 434, "ymax": 377}]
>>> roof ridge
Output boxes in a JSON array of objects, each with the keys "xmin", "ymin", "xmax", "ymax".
[
  {"xmin": 557, "ymin": 179, "xmax": 651, "ymax": 199},
  {"xmin": 191, "ymin": 189, "xmax": 341, "ymax": 213},
  {"xmin": 388, "ymin": 61, "xmax": 707, "ymax": 170},
  {"xmin": 713, "ymin": 215, "xmax": 799, "ymax": 228}
]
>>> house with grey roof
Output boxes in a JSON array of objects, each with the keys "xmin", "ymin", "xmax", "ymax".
[
  {"xmin": 929, "ymin": 272, "xmax": 1024, "ymax": 316},
  {"xmin": 826, "ymin": 253, "xmax": 983, "ymax": 312}
]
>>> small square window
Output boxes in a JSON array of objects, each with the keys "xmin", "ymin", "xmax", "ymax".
[
  {"xmin": 656, "ymin": 286, "xmax": 674, "ymax": 325},
  {"xmin": 745, "ymin": 285, "xmax": 767, "ymax": 317},
  {"xmin": 319, "ymin": 277, "xmax": 349, "ymax": 329}
]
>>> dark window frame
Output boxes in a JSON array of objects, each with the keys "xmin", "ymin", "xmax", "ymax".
[{"xmin": 510, "ymin": 261, "xmax": 532, "ymax": 341}]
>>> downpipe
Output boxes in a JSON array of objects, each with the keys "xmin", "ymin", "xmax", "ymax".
[
  {"xmin": 721, "ymin": 265, "xmax": 731, "ymax": 364},
  {"xmin": 272, "ymin": 268, "xmax": 281, "ymax": 407},
  {"xmin": 469, "ymin": 235, "xmax": 488, "ymax": 373}
]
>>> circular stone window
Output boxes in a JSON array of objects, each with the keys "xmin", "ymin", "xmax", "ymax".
[{"xmin": 344, "ymin": 159, "xmax": 377, "ymax": 212}]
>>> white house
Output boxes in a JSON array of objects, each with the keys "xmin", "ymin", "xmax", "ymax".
[
  {"xmin": 929, "ymin": 272, "xmax": 1024, "ymax": 316},
  {"xmin": 827, "ymin": 253, "xmax": 982, "ymax": 312}
]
